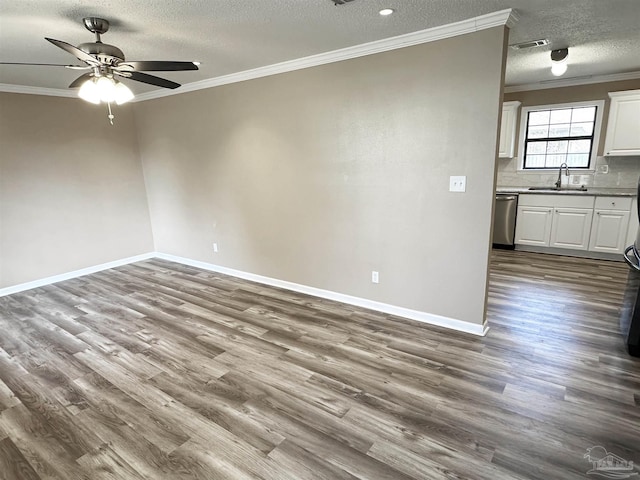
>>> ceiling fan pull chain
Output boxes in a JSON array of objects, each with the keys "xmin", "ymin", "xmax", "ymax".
[{"xmin": 107, "ymin": 102, "xmax": 115, "ymax": 125}]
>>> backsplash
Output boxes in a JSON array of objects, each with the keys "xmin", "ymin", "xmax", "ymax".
[{"xmin": 496, "ymin": 155, "xmax": 640, "ymax": 189}]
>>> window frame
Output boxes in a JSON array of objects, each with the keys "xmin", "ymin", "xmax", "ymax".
[{"xmin": 516, "ymin": 100, "xmax": 605, "ymax": 173}]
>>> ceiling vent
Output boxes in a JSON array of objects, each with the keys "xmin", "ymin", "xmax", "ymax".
[
  {"xmin": 332, "ymin": 0, "xmax": 356, "ymax": 4},
  {"xmin": 510, "ymin": 39, "xmax": 550, "ymax": 50}
]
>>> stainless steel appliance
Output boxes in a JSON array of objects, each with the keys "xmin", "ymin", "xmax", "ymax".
[
  {"xmin": 493, "ymin": 193, "xmax": 518, "ymax": 248},
  {"xmin": 621, "ymin": 179, "xmax": 640, "ymax": 357}
]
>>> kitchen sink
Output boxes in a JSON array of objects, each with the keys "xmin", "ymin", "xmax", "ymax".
[{"xmin": 528, "ymin": 186, "xmax": 588, "ymax": 192}]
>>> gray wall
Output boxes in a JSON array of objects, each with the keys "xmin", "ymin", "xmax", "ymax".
[
  {"xmin": 499, "ymin": 79, "xmax": 640, "ymax": 189},
  {"xmin": 0, "ymin": 93, "xmax": 154, "ymax": 288},
  {"xmin": 134, "ymin": 27, "xmax": 508, "ymax": 327}
]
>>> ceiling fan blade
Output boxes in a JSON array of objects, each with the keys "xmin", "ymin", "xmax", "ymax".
[
  {"xmin": 0, "ymin": 62, "xmax": 85, "ymax": 68},
  {"xmin": 116, "ymin": 61, "xmax": 199, "ymax": 72},
  {"xmin": 119, "ymin": 71, "xmax": 181, "ymax": 89},
  {"xmin": 69, "ymin": 73, "xmax": 93, "ymax": 88},
  {"xmin": 45, "ymin": 38, "xmax": 99, "ymax": 65}
]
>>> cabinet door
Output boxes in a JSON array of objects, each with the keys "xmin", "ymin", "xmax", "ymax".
[
  {"xmin": 550, "ymin": 208, "xmax": 593, "ymax": 250},
  {"xmin": 589, "ymin": 209, "xmax": 630, "ymax": 254},
  {"xmin": 604, "ymin": 90, "xmax": 640, "ymax": 156},
  {"xmin": 626, "ymin": 198, "xmax": 638, "ymax": 247},
  {"xmin": 498, "ymin": 101, "xmax": 521, "ymax": 158},
  {"xmin": 515, "ymin": 206, "xmax": 553, "ymax": 246}
]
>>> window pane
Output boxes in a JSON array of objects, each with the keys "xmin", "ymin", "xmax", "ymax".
[
  {"xmin": 529, "ymin": 110, "xmax": 550, "ymax": 125},
  {"xmin": 527, "ymin": 141, "xmax": 547, "ymax": 154},
  {"xmin": 572, "ymin": 106, "xmax": 596, "ymax": 122},
  {"xmin": 528, "ymin": 125, "xmax": 549, "ymax": 138},
  {"xmin": 566, "ymin": 154, "xmax": 589, "ymax": 167},
  {"xmin": 570, "ymin": 122, "xmax": 594, "ymax": 136},
  {"xmin": 549, "ymin": 124, "xmax": 570, "ymax": 137},
  {"xmin": 568, "ymin": 139, "xmax": 591, "ymax": 154},
  {"xmin": 547, "ymin": 140, "xmax": 568, "ymax": 154},
  {"xmin": 522, "ymin": 103, "xmax": 598, "ymax": 170},
  {"xmin": 546, "ymin": 154, "xmax": 566, "ymax": 167},
  {"xmin": 549, "ymin": 109, "xmax": 571, "ymax": 124},
  {"xmin": 525, "ymin": 155, "xmax": 546, "ymax": 168}
]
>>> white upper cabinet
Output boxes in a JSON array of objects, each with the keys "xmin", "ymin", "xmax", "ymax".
[
  {"xmin": 603, "ymin": 90, "xmax": 640, "ymax": 156},
  {"xmin": 498, "ymin": 101, "xmax": 521, "ymax": 158}
]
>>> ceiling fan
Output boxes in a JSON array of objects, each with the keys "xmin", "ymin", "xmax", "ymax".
[{"xmin": 1, "ymin": 17, "xmax": 199, "ymax": 123}]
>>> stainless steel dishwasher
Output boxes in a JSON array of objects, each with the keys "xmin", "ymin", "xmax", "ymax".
[{"xmin": 493, "ymin": 193, "xmax": 518, "ymax": 248}]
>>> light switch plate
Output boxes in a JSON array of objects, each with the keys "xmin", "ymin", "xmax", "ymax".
[{"xmin": 449, "ymin": 176, "xmax": 466, "ymax": 192}]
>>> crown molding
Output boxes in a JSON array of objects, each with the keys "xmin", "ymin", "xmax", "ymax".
[
  {"xmin": 0, "ymin": 9, "xmax": 517, "ymax": 102},
  {"xmin": 134, "ymin": 8, "xmax": 517, "ymax": 102},
  {"xmin": 504, "ymin": 70, "xmax": 640, "ymax": 93},
  {"xmin": 0, "ymin": 83, "xmax": 76, "ymax": 98}
]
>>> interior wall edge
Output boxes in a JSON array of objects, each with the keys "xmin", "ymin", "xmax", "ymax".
[{"xmin": 131, "ymin": 106, "xmax": 158, "ymax": 252}]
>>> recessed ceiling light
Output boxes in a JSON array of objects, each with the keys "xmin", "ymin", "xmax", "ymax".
[{"xmin": 379, "ymin": 8, "xmax": 394, "ymax": 16}]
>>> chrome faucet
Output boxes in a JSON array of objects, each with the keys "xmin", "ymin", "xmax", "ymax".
[{"xmin": 555, "ymin": 162, "xmax": 569, "ymax": 188}]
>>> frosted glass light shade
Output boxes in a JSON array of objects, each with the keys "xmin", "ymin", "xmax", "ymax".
[
  {"xmin": 78, "ymin": 79, "xmax": 101, "ymax": 104},
  {"xmin": 114, "ymin": 82, "xmax": 134, "ymax": 105},
  {"xmin": 96, "ymin": 76, "xmax": 117, "ymax": 103}
]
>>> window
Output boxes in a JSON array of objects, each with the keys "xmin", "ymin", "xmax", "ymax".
[{"xmin": 518, "ymin": 101, "xmax": 604, "ymax": 171}]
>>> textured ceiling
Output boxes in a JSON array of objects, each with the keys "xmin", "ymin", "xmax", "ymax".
[{"xmin": 1, "ymin": 0, "xmax": 639, "ymax": 96}]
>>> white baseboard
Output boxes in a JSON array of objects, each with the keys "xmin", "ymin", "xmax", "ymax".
[
  {"xmin": 0, "ymin": 252, "xmax": 156, "ymax": 297},
  {"xmin": 154, "ymin": 252, "xmax": 489, "ymax": 336},
  {"xmin": 514, "ymin": 245, "xmax": 623, "ymax": 262},
  {"xmin": 0, "ymin": 251, "xmax": 489, "ymax": 336}
]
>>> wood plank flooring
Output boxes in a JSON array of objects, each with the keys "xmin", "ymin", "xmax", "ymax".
[{"xmin": 0, "ymin": 250, "xmax": 638, "ymax": 479}]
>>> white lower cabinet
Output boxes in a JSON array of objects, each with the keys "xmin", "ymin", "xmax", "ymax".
[
  {"xmin": 514, "ymin": 193, "xmax": 635, "ymax": 256},
  {"xmin": 515, "ymin": 194, "xmax": 595, "ymax": 251},
  {"xmin": 589, "ymin": 196, "xmax": 633, "ymax": 254},
  {"xmin": 589, "ymin": 210, "xmax": 630, "ymax": 253},
  {"xmin": 626, "ymin": 198, "xmax": 639, "ymax": 247},
  {"xmin": 515, "ymin": 206, "xmax": 553, "ymax": 246},
  {"xmin": 550, "ymin": 208, "xmax": 593, "ymax": 250}
]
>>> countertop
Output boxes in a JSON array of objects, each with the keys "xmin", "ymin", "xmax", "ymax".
[{"xmin": 496, "ymin": 186, "xmax": 637, "ymax": 197}]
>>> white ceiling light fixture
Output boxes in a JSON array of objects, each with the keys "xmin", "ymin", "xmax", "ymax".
[
  {"xmin": 77, "ymin": 74, "xmax": 134, "ymax": 124},
  {"xmin": 379, "ymin": 8, "xmax": 394, "ymax": 16},
  {"xmin": 550, "ymin": 48, "xmax": 568, "ymax": 76},
  {"xmin": 78, "ymin": 76, "xmax": 133, "ymax": 105}
]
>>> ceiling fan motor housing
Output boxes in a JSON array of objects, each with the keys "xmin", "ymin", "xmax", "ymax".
[
  {"xmin": 78, "ymin": 42, "xmax": 124, "ymax": 65},
  {"xmin": 79, "ymin": 17, "xmax": 123, "ymax": 64},
  {"xmin": 83, "ymin": 17, "xmax": 110, "ymax": 35}
]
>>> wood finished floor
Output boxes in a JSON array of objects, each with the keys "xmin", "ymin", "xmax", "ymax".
[{"xmin": 0, "ymin": 250, "xmax": 638, "ymax": 479}]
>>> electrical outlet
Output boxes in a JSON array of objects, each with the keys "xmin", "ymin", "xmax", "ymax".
[
  {"xmin": 213, "ymin": 243, "xmax": 218, "ymax": 253},
  {"xmin": 371, "ymin": 271, "xmax": 379, "ymax": 284},
  {"xmin": 597, "ymin": 164, "xmax": 609, "ymax": 174},
  {"xmin": 449, "ymin": 176, "xmax": 466, "ymax": 192}
]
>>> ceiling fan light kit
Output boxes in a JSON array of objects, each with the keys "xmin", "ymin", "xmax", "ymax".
[
  {"xmin": 78, "ymin": 76, "xmax": 133, "ymax": 105},
  {"xmin": 5, "ymin": 17, "xmax": 199, "ymax": 124}
]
